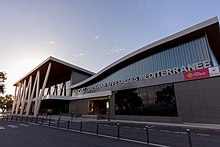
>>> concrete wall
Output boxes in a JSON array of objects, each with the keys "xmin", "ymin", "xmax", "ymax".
[
  {"xmin": 71, "ymin": 70, "xmax": 91, "ymax": 85},
  {"xmin": 175, "ymin": 76, "xmax": 220, "ymax": 123}
]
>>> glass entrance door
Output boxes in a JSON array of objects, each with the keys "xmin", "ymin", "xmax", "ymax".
[{"xmin": 89, "ymin": 99, "xmax": 108, "ymax": 115}]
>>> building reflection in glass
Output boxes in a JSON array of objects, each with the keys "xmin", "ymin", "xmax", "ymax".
[{"xmin": 115, "ymin": 84, "xmax": 177, "ymax": 117}]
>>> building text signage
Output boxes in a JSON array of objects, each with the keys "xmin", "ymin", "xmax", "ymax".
[
  {"xmin": 73, "ymin": 60, "xmax": 211, "ymax": 93},
  {"xmin": 184, "ymin": 68, "xmax": 210, "ymax": 80}
]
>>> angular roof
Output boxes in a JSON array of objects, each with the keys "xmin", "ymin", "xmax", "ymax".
[
  {"xmin": 14, "ymin": 56, "xmax": 95, "ymax": 86},
  {"xmin": 71, "ymin": 17, "xmax": 220, "ymax": 89}
]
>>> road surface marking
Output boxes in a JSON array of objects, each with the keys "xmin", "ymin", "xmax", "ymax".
[
  {"xmin": 103, "ymin": 125, "xmax": 109, "ymax": 127},
  {"xmin": 160, "ymin": 130, "xmax": 170, "ymax": 133},
  {"xmin": 174, "ymin": 131, "xmax": 187, "ymax": 135},
  {"xmin": 0, "ymin": 126, "xmax": 5, "ymax": 130},
  {"xmin": 197, "ymin": 133, "xmax": 210, "ymax": 137},
  {"xmin": 28, "ymin": 123, "xmax": 39, "ymax": 126},
  {"xmin": 19, "ymin": 124, "xmax": 29, "ymax": 127},
  {"xmin": 8, "ymin": 125, "xmax": 18, "ymax": 128},
  {"xmin": 134, "ymin": 127, "xmax": 141, "ymax": 130}
]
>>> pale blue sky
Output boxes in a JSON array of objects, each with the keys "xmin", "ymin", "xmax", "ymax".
[{"xmin": 1, "ymin": 0, "xmax": 220, "ymax": 94}]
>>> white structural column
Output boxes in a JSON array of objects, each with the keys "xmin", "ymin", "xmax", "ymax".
[
  {"xmin": 34, "ymin": 70, "xmax": 40, "ymax": 116},
  {"xmin": 11, "ymin": 86, "xmax": 18, "ymax": 114},
  {"xmin": 24, "ymin": 76, "xmax": 32, "ymax": 114},
  {"xmin": 20, "ymin": 76, "xmax": 33, "ymax": 114},
  {"xmin": 35, "ymin": 63, "xmax": 51, "ymax": 116},
  {"xmin": 15, "ymin": 82, "xmax": 24, "ymax": 114},
  {"xmin": 12, "ymin": 63, "xmax": 51, "ymax": 116},
  {"xmin": 19, "ymin": 80, "xmax": 27, "ymax": 115},
  {"xmin": 26, "ymin": 72, "xmax": 39, "ymax": 115}
]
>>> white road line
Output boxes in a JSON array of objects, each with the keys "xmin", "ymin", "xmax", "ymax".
[
  {"xmin": 19, "ymin": 124, "xmax": 29, "ymax": 127},
  {"xmin": 197, "ymin": 133, "xmax": 210, "ymax": 137},
  {"xmin": 160, "ymin": 130, "xmax": 170, "ymax": 133},
  {"xmin": 0, "ymin": 126, "xmax": 5, "ymax": 130},
  {"xmin": 123, "ymin": 126, "xmax": 130, "ymax": 129},
  {"xmin": 28, "ymin": 123, "xmax": 39, "ymax": 126},
  {"xmin": 103, "ymin": 125, "xmax": 109, "ymax": 127},
  {"xmin": 134, "ymin": 127, "xmax": 141, "ymax": 130},
  {"xmin": 8, "ymin": 125, "xmax": 18, "ymax": 128},
  {"xmin": 173, "ymin": 131, "xmax": 187, "ymax": 135}
]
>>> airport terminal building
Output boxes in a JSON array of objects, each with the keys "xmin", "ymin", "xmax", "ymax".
[{"xmin": 12, "ymin": 17, "xmax": 220, "ymax": 123}]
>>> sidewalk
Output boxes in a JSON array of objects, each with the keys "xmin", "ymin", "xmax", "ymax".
[{"xmin": 49, "ymin": 114, "xmax": 220, "ymax": 131}]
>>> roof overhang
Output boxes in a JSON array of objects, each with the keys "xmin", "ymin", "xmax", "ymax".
[
  {"xmin": 71, "ymin": 17, "xmax": 220, "ymax": 89},
  {"xmin": 14, "ymin": 56, "xmax": 95, "ymax": 87}
]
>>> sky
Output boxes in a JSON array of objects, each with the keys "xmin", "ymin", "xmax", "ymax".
[{"xmin": 1, "ymin": 0, "xmax": 220, "ymax": 95}]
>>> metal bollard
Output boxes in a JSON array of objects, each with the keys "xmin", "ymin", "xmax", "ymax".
[
  {"xmin": 31, "ymin": 116, "xmax": 33, "ymax": 123},
  {"xmin": 49, "ymin": 115, "xmax": 52, "ymax": 126},
  {"xmin": 117, "ymin": 123, "xmax": 120, "ymax": 139},
  {"xmin": 71, "ymin": 112, "xmax": 74, "ymax": 122},
  {"xmin": 80, "ymin": 120, "xmax": 82, "ymax": 132},
  {"xmin": 36, "ymin": 114, "xmax": 39, "ymax": 124},
  {"xmin": 59, "ymin": 111, "xmax": 62, "ymax": 120},
  {"xmin": 146, "ymin": 125, "xmax": 149, "ymax": 144},
  {"xmin": 11, "ymin": 115, "xmax": 13, "ymax": 121},
  {"xmin": 96, "ymin": 122, "xmax": 99, "ymax": 135},
  {"xmin": 26, "ymin": 116, "xmax": 28, "ymax": 123},
  {"xmin": 67, "ymin": 120, "xmax": 70, "ymax": 129},
  {"xmin": 6, "ymin": 115, "xmax": 8, "ymax": 121},
  {"xmin": 57, "ymin": 119, "xmax": 60, "ymax": 128},
  {"xmin": 187, "ymin": 129, "xmax": 192, "ymax": 147},
  {"xmin": 16, "ymin": 116, "xmax": 18, "ymax": 122},
  {"xmin": 41, "ymin": 117, "xmax": 44, "ymax": 125},
  {"xmin": 21, "ymin": 116, "xmax": 23, "ymax": 122}
]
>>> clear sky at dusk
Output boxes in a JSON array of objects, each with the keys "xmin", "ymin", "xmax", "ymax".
[{"xmin": 1, "ymin": 0, "xmax": 220, "ymax": 95}]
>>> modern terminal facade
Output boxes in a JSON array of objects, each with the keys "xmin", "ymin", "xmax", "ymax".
[{"xmin": 12, "ymin": 17, "xmax": 220, "ymax": 123}]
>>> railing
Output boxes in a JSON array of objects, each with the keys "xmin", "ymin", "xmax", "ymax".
[{"xmin": 1, "ymin": 114, "xmax": 214, "ymax": 147}]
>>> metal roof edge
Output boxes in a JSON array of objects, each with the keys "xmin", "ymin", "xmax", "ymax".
[
  {"xmin": 70, "ymin": 17, "xmax": 219, "ymax": 89},
  {"xmin": 13, "ymin": 56, "xmax": 95, "ymax": 86}
]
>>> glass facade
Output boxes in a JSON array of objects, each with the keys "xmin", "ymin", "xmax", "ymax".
[
  {"xmin": 94, "ymin": 36, "xmax": 211, "ymax": 85},
  {"xmin": 115, "ymin": 84, "xmax": 177, "ymax": 117}
]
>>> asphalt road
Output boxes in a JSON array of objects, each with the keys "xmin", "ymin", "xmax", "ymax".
[
  {"xmin": 0, "ymin": 120, "xmax": 147, "ymax": 147},
  {"xmin": 2, "ymin": 115, "xmax": 220, "ymax": 147}
]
